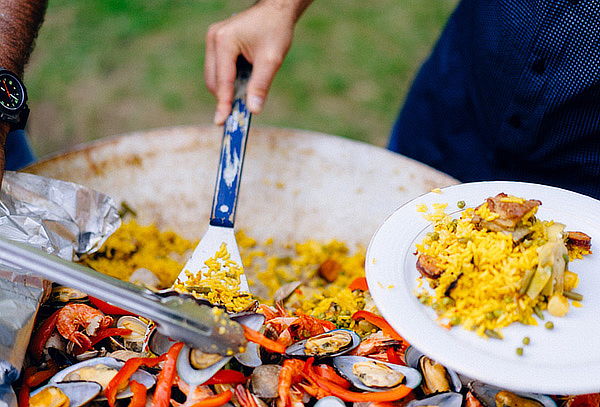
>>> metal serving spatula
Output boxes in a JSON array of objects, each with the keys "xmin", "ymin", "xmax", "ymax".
[{"xmin": 175, "ymin": 56, "xmax": 252, "ymax": 292}]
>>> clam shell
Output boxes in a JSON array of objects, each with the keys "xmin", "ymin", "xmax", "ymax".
[
  {"xmin": 333, "ymin": 355, "xmax": 422, "ymax": 391},
  {"xmin": 117, "ymin": 316, "xmax": 150, "ymax": 352},
  {"xmin": 468, "ymin": 381, "xmax": 557, "ymax": 407},
  {"xmin": 251, "ymin": 365, "xmax": 282, "ymax": 399},
  {"xmin": 406, "ymin": 392, "xmax": 463, "ymax": 407},
  {"xmin": 232, "ymin": 312, "xmax": 265, "ymax": 367},
  {"xmin": 49, "ymin": 356, "xmax": 155, "ymax": 400},
  {"xmin": 285, "ymin": 329, "xmax": 360, "ymax": 358},
  {"xmin": 314, "ymin": 396, "xmax": 346, "ymax": 407},
  {"xmin": 404, "ymin": 346, "xmax": 462, "ymax": 393},
  {"xmin": 30, "ymin": 381, "xmax": 101, "ymax": 407}
]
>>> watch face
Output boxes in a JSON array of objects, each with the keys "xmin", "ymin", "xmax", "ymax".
[{"xmin": 0, "ymin": 71, "xmax": 25, "ymax": 111}]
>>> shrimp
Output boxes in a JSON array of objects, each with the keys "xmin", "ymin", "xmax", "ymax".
[
  {"xmin": 173, "ymin": 379, "xmax": 215, "ymax": 407},
  {"xmin": 351, "ymin": 331, "xmax": 404, "ymax": 357},
  {"xmin": 278, "ymin": 359, "xmax": 305, "ymax": 407},
  {"xmin": 235, "ymin": 384, "xmax": 269, "ymax": 407},
  {"xmin": 56, "ymin": 303, "xmax": 112, "ymax": 348},
  {"xmin": 465, "ymin": 392, "xmax": 484, "ymax": 407},
  {"xmin": 267, "ymin": 313, "xmax": 336, "ymax": 347}
]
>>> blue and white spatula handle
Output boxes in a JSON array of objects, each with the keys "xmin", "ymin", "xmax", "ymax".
[{"xmin": 210, "ymin": 56, "xmax": 253, "ymax": 228}]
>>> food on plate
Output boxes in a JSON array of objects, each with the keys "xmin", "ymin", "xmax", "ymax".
[{"xmin": 415, "ymin": 193, "xmax": 592, "ymax": 337}]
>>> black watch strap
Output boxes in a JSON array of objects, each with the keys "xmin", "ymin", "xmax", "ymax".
[{"xmin": 10, "ymin": 104, "xmax": 29, "ymax": 131}]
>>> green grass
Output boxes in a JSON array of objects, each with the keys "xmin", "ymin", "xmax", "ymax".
[{"xmin": 25, "ymin": 0, "xmax": 456, "ymax": 157}]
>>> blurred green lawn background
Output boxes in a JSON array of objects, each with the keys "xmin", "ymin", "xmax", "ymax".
[{"xmin": 26, "ymin": 0, "xmax": 457, "ymax": 157}]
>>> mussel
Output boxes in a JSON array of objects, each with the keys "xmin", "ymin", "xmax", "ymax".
[
  {"xmin": 286, "ymin": 329, "xmax": 360, "ymax": 358},
  {"xmin": 232, "ymin": 312, "xmax": 265, "ymax": 367},
  {"xmin": 50, "ymin": 286, "xmax": 88, "ymax": 304},
  {"xmin": 176, "ymin": 312, "xmax": 266, "ymax": 385},
  {"xmin": 406, "ymin": 392, "xmax": 464, "ymax": 407},
  {"xmin": 468, "ymin": 381, "xmax": 556, "ymax": 407},
  {"xmin": 333, "ymin": 355, "xmax": 421, "ymax": 391},
  {"xmin": 30, "ymin": 381, "xmax": 101, "ymax": 407},
  {"xmin": 49, "ymin": 356, "xmax": 155, "ymax": 400},
  {"xmin": 405, "ymin": 346, "xmax": 462, "ymax": 394}
]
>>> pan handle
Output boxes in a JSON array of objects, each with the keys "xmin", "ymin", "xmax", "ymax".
[{"xmin": 210, "ymin": 56, "xmax": 252, "ymax": 228}]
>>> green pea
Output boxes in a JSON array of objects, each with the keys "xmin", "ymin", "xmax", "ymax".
[
  {"xmin": 522, "ymin": 337, "xmax": 530, "ymax": 345},
  {"xmin": 457, "ymin": 200, "xmax": 466, "ymax": 209},
  {"xmin": 430, "ymin": 232, "xmax": 439, "ymax": 241},
  {"xmin": 516, "ymin": 347, "xmax": 524, "ymax": 356},
  {"xmin": 545, "ymin": 321, "xmax": 554, "ymax": 330}
]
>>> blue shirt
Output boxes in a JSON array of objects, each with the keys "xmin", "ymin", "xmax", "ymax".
[
  {"xmin": 4, "ymin": 129, "xmax": 35, "ymax": 171},
  {"xmin": 389, "ymin": 0, "xmax": 600, "ymax": 198}
]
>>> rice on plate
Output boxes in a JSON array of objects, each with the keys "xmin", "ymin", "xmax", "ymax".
[{"xmin": 414, "ymin": 193, "xmax": 592, "ymax": 338}]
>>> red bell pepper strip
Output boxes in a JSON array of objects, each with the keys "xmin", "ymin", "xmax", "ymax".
[
  {"xmin": 28, "ymin": 309, "xmax": 61, "ymax": 361},
  {"xmin": 351, "ymin": 310, "xmax": 407, "ymax": 343},
  {"xmin": 242, "ymin": 325, "xmax": 286, "ymax": 354},
  {"xmin": 105, "ymin": 355, "xmax": 165, "ymax": 407},
  {"xmin": 89, "ymin": 296, "xmax": 135, "ymax": 315},
  {"xmin": 202, "ymin": 369, "xmax": 248, "ymax": 385},
  {"xmin": 73, "ymin": 327, "xmax": 134, "ymax": 355},
  {"xmin": 304, "ymin": 367, "xmax": 413, "ymax": 402},
  {"xmin": 314, "ymin": 364, "xmax": 351, "ymax": 389},
  {"xmin": 25, "ymin": 365, "xmax": 59, "ymax": 388},
  {"xmin": 91, "ymin": 328, "xmax": 133, "ymax": 347},
  {"xmin": 386, "ymin": 347, "xmax": 404, "ymax": 365},
  {"xmin": 128, "ymin": 380, "xmax": 147, "ymax": 407},
  {"xmin": 151, "ymin": 342, "xmax": 184, "ymax": 407},
  {"xmin": 188, "ymin": 390, "xmax": 233, "ymax": 407},
  {"xmin": 17, "ymin": 367, "xmax": 35, "ymax": 407},
  {"xmin": 349, "ymin": 277, "xmax": 369, "ymax": 291}
]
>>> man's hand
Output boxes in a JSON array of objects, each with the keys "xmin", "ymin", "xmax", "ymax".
[{"xmin": 205, "ymin": 0, "xmax": 313, "ymax": 125}]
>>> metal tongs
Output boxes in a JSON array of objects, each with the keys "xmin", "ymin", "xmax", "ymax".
[{"xmin": 0, "ymin": 236, "xmax": 246, "ymax": 356}]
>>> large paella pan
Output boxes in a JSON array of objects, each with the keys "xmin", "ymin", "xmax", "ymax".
[{"xmin": 10, "ymin": 126, "xmax": 594, "ymax": 406}]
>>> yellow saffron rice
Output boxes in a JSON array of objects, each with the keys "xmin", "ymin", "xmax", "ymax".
[
  {"xmin": 84, "ymin": 221, "xmax": 370, "ymax": 327},
  {"xmin": 415, "ymin": 199, "xmax": 589, "ymax": 338}
]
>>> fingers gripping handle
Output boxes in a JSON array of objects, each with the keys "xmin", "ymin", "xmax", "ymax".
[{"xmin": 210, "ymin": 57, "xmax": 253, "ymax": 228}]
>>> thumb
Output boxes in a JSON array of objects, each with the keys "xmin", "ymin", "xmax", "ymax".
[{"xmin": 246, "ymin": 53, "xmax": 283, "ymax": 114}]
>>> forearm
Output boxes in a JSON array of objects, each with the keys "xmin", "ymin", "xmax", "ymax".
[{"xmin": 0, "ymin": 0, "xmax": 48, "ymax": 76}]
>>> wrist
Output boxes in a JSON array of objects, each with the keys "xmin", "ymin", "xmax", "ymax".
[
  {"xmin": 0, "ymin": 122, "xmax": 9, "ymax": 146},
  {"xmin": 259, "ymin": 0, "xmax": 313, "ymax": 22}
]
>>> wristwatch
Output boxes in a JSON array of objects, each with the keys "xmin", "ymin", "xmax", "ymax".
[{"xmin": 0, "ymin": 68, "xmax": 29, "ymax": 130}]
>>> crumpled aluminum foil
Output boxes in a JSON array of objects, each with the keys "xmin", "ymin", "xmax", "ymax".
[{"xmin": 0, "ymin": 171, "xmax": 121, "ymax": 406}]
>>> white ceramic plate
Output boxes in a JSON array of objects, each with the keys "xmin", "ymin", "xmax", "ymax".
[{"xmin": 366, "ymin": 181, "xmax": 600, "ymax": 395}]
